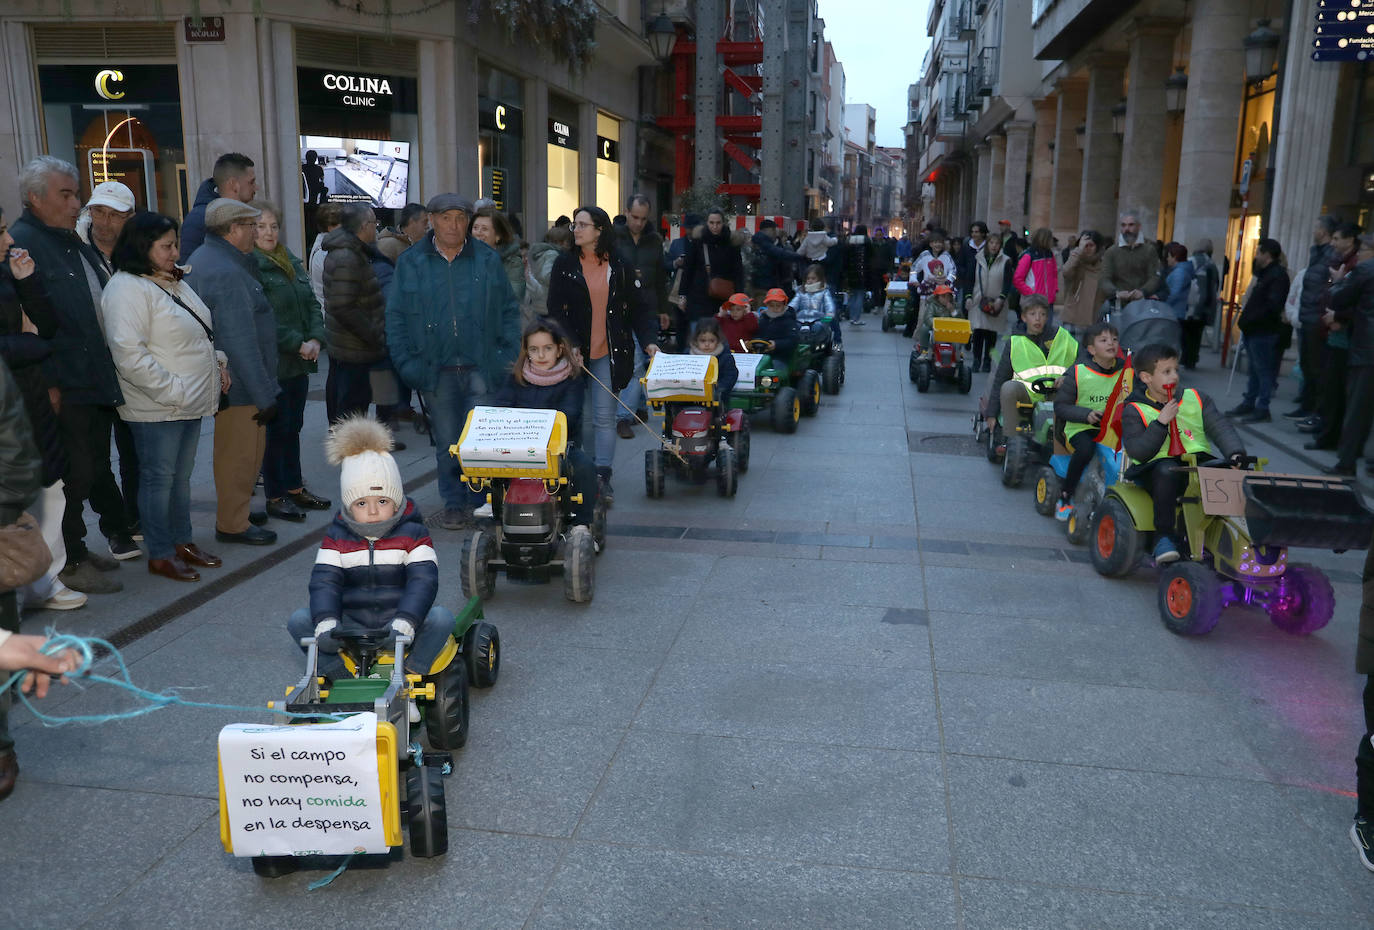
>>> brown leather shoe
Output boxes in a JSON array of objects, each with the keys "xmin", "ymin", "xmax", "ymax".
[
  {"xmin": 148, "ymin": 557, "xmax": 200, "ymax": 582},
  {"xmin": 0, "ymin": 749, "xmax": 17, "ymax": 802},
  {"xmin": 175, "ymin": 543, "xmax": 222, "ymax": 568}
]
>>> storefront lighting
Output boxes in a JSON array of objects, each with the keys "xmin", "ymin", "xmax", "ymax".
[
  {"xmin": 1164, "ymin": 67, "xmax": 1188, "ymax": 115},
  {"xmin": 646, "ymin": 11, "xmax": 677, "ymax": 62},
  {"xmin": 1111, "ymin": 100, "xmax": 1127, "ymax": 137},
  {"xmin": 1074, "ymin": 123, "xmax": 1086, "ymax": 152},
  {"xmin": 1244, "ymin": 19, "xmax": 1281, "ymax": 84}
]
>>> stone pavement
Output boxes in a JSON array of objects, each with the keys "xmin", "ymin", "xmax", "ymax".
[{"xmin": 2, "ymin": 320, "xmax": 1373, "ymax": 929}]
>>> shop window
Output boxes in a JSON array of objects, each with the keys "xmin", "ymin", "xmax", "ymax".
[
  {"xmin": 548, "ymin": 94, "xmax": 581, "ymax": 226},
  {"xmin": 479, "ymin": 64, "xmax": 525, "ymax": 232},
  {"xmin": 595, "ymin": 112, "xmax": 621, "ymax": 217}
]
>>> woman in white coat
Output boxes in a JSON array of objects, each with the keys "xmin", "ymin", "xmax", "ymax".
[
  {"xmin": 103, "ymin": 212, "xmax": 229, "ymax": 582},
  {"xmin": 966, "ymin": 232, "xmax": 1014, "ymax": 372}
]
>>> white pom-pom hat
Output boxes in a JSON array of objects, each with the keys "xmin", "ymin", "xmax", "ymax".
[{"xmin": 324, "ymin": 415, "xmax": 403, "ymax": 509}]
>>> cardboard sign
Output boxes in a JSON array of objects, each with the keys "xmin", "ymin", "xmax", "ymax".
[
  {"xmin": 219, "ymin": 712, "xmax": 386, "ymax": 857},
  {"xmin": 458, "ymin": 406, "xmax": 556, "ymax": 470},
  {"xmin": 1196, "ymin": 468, "xmax": 1325, "ymax": 517},
  {"xmin": 645, "ymin": 353, "xmax": 713, "ymax": 401},
  {"xmin": 734, "ymin": 353, "xmax": 765, "ymax": 389}
]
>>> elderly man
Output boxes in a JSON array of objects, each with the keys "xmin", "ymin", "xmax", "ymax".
[
  {"xmin": 322, "ymin": 203, "xmax": 387, "ymax": 423},
  {"xmin": 10, "ymin": 156, "xmax": 134, "ymax": 595},
  {"xmin": 180, "ymin": 153, "xmax": 257, "ymax": 262},
  {"xmin": 613, "ymin": 194, "xmax": 668, "ymax": 437},
  {"xmin": 1099, "ymin": 209, "xmax": 1161, "ymax": 307},
  {"xmin": 386, "ymin": 193, "xmax": 520, "ymax": 530},
  {"xmin": 187, "ymin": 199, "xmax": 280, "ymax": 546}
]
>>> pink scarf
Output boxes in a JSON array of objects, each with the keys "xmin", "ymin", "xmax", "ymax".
[{"xmin": 522, "ymin": 357, "xmax": 572, "ymax": 386}]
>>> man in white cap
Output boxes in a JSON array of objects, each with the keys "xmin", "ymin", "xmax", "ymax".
[{"xmin": 79, "ymin": 180, "xmax": 135, "ymax": 277}]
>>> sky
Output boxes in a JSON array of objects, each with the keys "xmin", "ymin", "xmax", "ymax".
[{"xmin": 818, "ymin": 0, "xmax": 933, "ymax": 148}]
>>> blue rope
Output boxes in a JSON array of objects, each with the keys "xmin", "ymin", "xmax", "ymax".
[
  {"xmin": 3, "ymin": 633, "xmax": 346, "ymax": 726},
  {"xmin": 306, "ymin": 853, "xmax": 358, "ymax": 890}
]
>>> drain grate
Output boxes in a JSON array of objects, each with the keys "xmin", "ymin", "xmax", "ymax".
[{"xmin": 907, "ymin": 431, "xmax": 983, "ymax": 457}]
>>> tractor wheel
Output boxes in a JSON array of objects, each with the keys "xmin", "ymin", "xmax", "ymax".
[
  {"xmin": 1090, "ymin": 495, "xmax": 1143, "ymax": 577},
  {"xmin": 908, "ymin": 350, "xmax": 920, "ymax": 383},
  {"xmin": 915, "ymin": 358, "xmax": 932, "ymax": 393},
  {"xmin": 1157, "ymin": 562, "xmax": 1224, "ymax": 636},
  {"xmin": 424, "ymin": 656, "xmax": 469, "ymax": 750},
  {"xmin": 1033, "ymin": 465, "xmax": 1061, "ymax": 516},
  {"xmin": 563, "ymin": 527, "xmax": 596, "ymax": 603},
  {"xmin": 1001, "ymin": 433, "xmax": 1029, "ymax": 487},
  {"xmin": 822, "ymin": 355, "xmax": 843, "ymax": 394},
  {"xmin": 252, "ymin": 856, "xmax": 299, "ymax": 878},
  {"xmin": 1267, "ymin": 563, "xmax": 1336, "ymax": 635},
  {"xmin": 773, "ymin": 386, "xmax": 800, "ymax": 434},
  {"xmin": 716, "ymin": 445, "xmax": 739, "ymax": 498},
  {"xmin": 881, "ymin": 313, "xmax": 893, "ymax": 332},
  {"xmin": 405, "ymin": 761, "xmax": 449, "ymax": 858},
  {"xmin": 644, "ymin": 448, "xmax": 665, "ymax": 498},
  {"xmin": 799, "ymin": 370, "xmax": 822, "ymax": 416},
  {"xmin": 459, "ymin": 529, "xmax": 496, "ymax": 601},
  {"xmin": 1065, "ymin": 491, "xmax": 1096, "ymax": 546},
  {"xmin": 462, "ymin": 621, "xmax": 500, "ymax": 688},
  {"xmin": 732, "ymin": 422, "xmax": 752, "ymax": 473},
  {"xmin": 957, "ymin": 361, "xmax": 973, "ymax": 394}
]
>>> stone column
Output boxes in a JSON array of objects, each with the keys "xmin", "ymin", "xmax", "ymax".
[
  {"xmin": 1267, "ymin": 1, "xmax": 1341, "ymax": 261},
  {"xmin": 1001, "ymin": 120, "xmax": 1033, "ymax": 232},
  {"xmin": 452, "ymin": 54, "xmax": 481, "ymax": 202},
  {"xmin": 973, "ymin": 143, "xmax": 992, "ymax": 223},
  {"xmin": 417, "ymin": 38, "xmax": 460, "ymax": 205},
  {"xmin": 1172, "ymin": 0, "xmax": 1246, "ymax": 250},
  {"xmin": 524, "ymin": 77, "xmax": 549, "ymax": 230},
  {"xmin": 1050, "ymin": 79, "xmax": 1086, "ymax": 242},
  {"xmin": 0, "ymin": 21, "xmax": 43, "ymax": 211},
  {"xmin": 987, "ymin": 134, "xmax": 1007, "ymax": 224},
  {"xmin": 259, "ymin": 20, "xmax": 305, "ymax": 253},
  {"xmin": 1077, "ymin": 57, "xmax": 1124, "ymax": 236},
  {"xmin": 1118, "ymin": 20, "xmax": 1179, "ymax": 224},
  {"xmin": 579, "ymin": 100, "xmax": 598, "ymax": 206},
  {"xmin": 1028, "ymin": 97, "xmax": 1057, "ymax": 231}
]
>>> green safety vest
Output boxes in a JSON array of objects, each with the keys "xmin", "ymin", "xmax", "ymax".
[
  {"xmin": 1063, "ymin": 364, "xmax": 1124, "ymax": 441},
  {"xmin": 1009, "ymin": 328, "xmax": 1079, "ymax": 384},
  {"xmin": 1127, "ymin": 388, "xmax": 1210, "ymax": 464}
]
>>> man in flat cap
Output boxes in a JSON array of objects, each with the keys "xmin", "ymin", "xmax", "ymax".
[
  {"xmin": 187, "ymin": 198, "xmax": 281, "ymax": 547},
  {"xmin": 385, "ymin": 193, "xmax": 520, "ymax": 530}
]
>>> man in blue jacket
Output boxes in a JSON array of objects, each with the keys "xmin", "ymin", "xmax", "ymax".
[{"xmin": 385, "ymin": 193, "xmax": 521, "ymax": 530}]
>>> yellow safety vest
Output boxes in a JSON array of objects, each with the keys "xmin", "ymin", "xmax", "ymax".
[
  {"xmin": 1127, "ymin": 388, "xmax": 1210, "ymax": 464},
  {"xmin": 1009, "ymin": 328, "xmax": 1079, "ymax": 384},
  {"xmin": 1064, "ymin": 364, "xmax": 1124, "ymax": 441}
]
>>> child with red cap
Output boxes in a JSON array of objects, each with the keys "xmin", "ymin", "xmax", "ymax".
[
  {"xmin": 716, "ymin": 292, "xmax": 759, "ymax": 352},
  {"xmin": 756, "ymin": 288, "xmax": 801, "ymax": 377}
]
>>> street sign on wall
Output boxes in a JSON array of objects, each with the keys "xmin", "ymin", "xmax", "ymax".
[{"xmin": 1313, "ymin": 2, "xmax": 1374, "ymax": 61}]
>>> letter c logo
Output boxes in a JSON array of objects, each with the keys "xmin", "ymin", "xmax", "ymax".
[
  {"xmin": 495, "ymin": 105, "xmax": 506, "ymax": 131},
  {"xmin": 95, "ymin": 69, "xmax": 125, "ymax": 101},
  {"xmin": 603, "ymin": 139, "xmax": 611, "ymax": 158}
]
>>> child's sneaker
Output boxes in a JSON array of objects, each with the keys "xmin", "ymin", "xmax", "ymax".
[
  {"xmin": 472, "ymin": 502, "xmax": 493, "ymax": 519},
  {"xmin": 1054, "ymin": 499, "xmax": 1073, "ymax": 522},
  {"xmin": 1153, "ymin": 536, "xmax": 1181, "ymax": 564},
  {"xmin": 1352, "ymin": 819, "xmax": 1374, "ymax": 872}
]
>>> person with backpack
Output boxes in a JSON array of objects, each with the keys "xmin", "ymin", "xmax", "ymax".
[{"xmin": 1183, "ymin": 239, "xmax": 1220, "ymax": 370}]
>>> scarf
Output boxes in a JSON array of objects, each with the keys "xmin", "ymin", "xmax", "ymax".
[
  {"xmin": 762, "ymin": 305, "xmax": 788, "ymax": 319},
  {"xmin": 259, "ymin": 243, "xmax": 296, "ymax": 280},
  {"xmin": 341, "ymin": 506, "xmax": 406, "ymax": 542},
  {"xmin": 690, "ymin": 343, "xmax": 725, "ymax": 357},
  {"xmin": 522, "ymin": 357, "xmax": 572, "ymax": 386}
]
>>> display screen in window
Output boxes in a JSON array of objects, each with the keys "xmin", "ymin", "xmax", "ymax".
[{"xmin": 300, "ymin": 136, "xmax": 409, "ymax": 209}]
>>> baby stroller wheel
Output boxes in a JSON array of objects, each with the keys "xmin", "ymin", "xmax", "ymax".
[
  {"xmin": 424, "ymin": 657, "xmax": 469, "ymax": 750},
  {"xmin": 406, "ymin": 761, "xmax": 449, "ymax": 858}
]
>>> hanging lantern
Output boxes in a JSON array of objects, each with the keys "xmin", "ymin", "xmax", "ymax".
[
  {"xmin": 1111, "ymin": 100, "xmax": 1127, "ymax": 136},
  {"xmin": 1244, "ymin": 19, "xmax": 1281, "ymax": 84},
  {"xmin": 646, "ymin": 11, "xmax": 678, "ymax": 62},
  {"xmin": 1075, "ymin": 123, "xmax": 1086, "ymax": 152},
  {"xmin": 1164, "ymin": 67, "xmax": 1188, "ymax": 114}
]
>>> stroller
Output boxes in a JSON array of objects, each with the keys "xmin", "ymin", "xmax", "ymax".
[{"xmin": 1105, "ymin": 299, "xmax": 1182, "ymax": 356}]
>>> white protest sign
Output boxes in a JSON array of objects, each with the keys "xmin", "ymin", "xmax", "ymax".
[
  {"xmin": 645, "ymin": 353, "xmax": 713, "ymax": 401},
  {"xmin": 885, "ymin": 280, "xmax": 909, "ymax": 294},
  {"xmin": 734, "ymin": 353, "xmax": 765, "ymax": 389},
  {"xmin": 458, "ymin": 406, "xmax": 557, "ymax": 471},
  {"xmin": 219, "ymin": 712, "xmax": 387, "ymax": 857}
]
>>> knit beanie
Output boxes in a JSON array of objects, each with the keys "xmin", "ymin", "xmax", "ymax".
[{"xmin": 324, "ymin": 415, "xmax": 403, "ymax": 508}]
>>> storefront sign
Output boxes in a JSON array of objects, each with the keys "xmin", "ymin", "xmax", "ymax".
[
  {"xmin": 183, "ymin": 16, "xmax": 225, "ymax": 42},
  {"xmin": 596, "ymin": 136, "xmax": 619, "ymax": 163},
  {"xmin": 548, "ymin": 119, "xmax": 576, "ymax": 149},
  {"xmin": 298, "ymin": 67, "xmax": 411, "ymax": 113},
  {"xmin": 95, "ymin": 69, "xmax": 125, "ymax": 101},
  {"xmin": 483, "ymin": 166, "xmax": 507, "ymax": 212},
  {"xmin": 479, "ymin": 98, "xmax": 524, "ymax": 135}
]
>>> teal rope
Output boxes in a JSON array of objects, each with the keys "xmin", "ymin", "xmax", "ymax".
[
  {"xmin": 3, "ymin": 633, "xmax": 346, "ymax": 726},
  {"xmin": 307, "ymin": 853, "xmax": 358, "ymax": 890}
]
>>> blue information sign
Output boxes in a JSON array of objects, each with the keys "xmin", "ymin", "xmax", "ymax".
[{"xmin": 1313, "ymin": 1, "xmax": 1374, "ymax": 60}]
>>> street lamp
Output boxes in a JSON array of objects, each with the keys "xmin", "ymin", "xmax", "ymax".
[
  {"xmin": 646, "ymin": 9, "xmax": 677, "ymax": 62},
  {"xmin": 1164, "ymin": 67, "xmax": 1188, "ymax": 114},
  {"xmin": 1075, "ymin": 123, "xmax": 1086, "ymax": 152},
  {"xmin": 1244, "ymin": 19, "xmax": 1281, "ymax": 83},
  {"xmin": 1111, "ymin": 99, "xmax": 1127, "ymax": 136}
]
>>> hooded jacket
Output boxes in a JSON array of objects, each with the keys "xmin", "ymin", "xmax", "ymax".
[
  {"xmin": 376, "ymin": 228, "xmax": 415, "ymax": 264},
  {"xmin": 547, "ymin": 249, "xmax": 658, "ymax": 391},
  {"xmin": 186, "ymin": 234, "xmax": 280, "ymax": 410},
  {"xmin": 178, "ymin": 178, "xmax": 219, "ymax": 264},
  {"xmin": 322, "ymin": 227, "xmax": 387, "ymax": 365},
  {"xmin": 1014, "ymin": 248, "xmax": 1060, "ymax": 305},
  {"xmin": 310, "ymin": 498, "xmax": 437, "ymax": 633}
]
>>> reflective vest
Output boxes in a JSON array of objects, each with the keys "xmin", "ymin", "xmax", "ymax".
[
  {"xmin": 1009, "ymin": 328, "xmax": 1079, "ymax": 384},
  {"xmin": 1127, "ymin": 388, "xmax": 1210, "ymax": 464},
  {"xmin": 1064, "ymin": 364, "xmax": 1124, "ymax": 441}
]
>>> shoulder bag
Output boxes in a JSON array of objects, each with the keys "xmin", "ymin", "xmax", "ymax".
[
  {"xmin": 0, "ymin": 512, "xmax": 52, "ymax": 590},
  {"xmin": 704, "ymin": 244, "xmax": 734, "ymax": 301}
]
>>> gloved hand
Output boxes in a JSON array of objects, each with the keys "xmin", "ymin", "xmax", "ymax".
[
  {"xmin": 389, "ymin": 618, "xmax": 415, "ymax": 643},
  {"xmin": 252, "ymin": 404, "xmax": 278, "ymax": 425},
  {"xmin": 313, "ymin": 618, "xmax": 339, "ymax": 653}
]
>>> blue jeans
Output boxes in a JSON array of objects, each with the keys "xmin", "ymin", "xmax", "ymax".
[
  {"xmin": 616, "ymin": 338, "xmax": 647, "ymax": 421},
  {"xmin": 263, "ymin": 374, "xmax": 308, "ymax": 498},
  {"xmin": 422, "ymin": 367, "xmax": 489, "ymax": 511},
  {"xmin": 584, "ymin": 355, "xmax": 616, "ymax": 469},
  {"xmin": 846, "ymin": 288, "xmax": 864, "ymax": 322},
  {"xmin": 126, "ymin": 418, "xmax": 201, "ymax": 560},
  {"xmin": 1242, "ymin": 331, "xmax": 1279, "ymax": 413},
  {"xmin": 288, "ymin": 605, "xmax": 455, "ymax": 679}
]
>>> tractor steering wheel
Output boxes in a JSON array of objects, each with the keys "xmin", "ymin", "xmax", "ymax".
[
  {"xmin": 745, "ymin": 339, "xmax": 773, "ymax": 353},
  {"xmin": 1027, "ymin": 374, "xmax": 1061, "ymax": 396}
]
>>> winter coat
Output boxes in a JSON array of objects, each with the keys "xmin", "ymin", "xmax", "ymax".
[
  {"xmin": 547, "ymin": 250, "xmax": 658, "ymax": 392},
  {"xmin": 376, "ymin": 229, "xmax": 415, "ymax": 264},
  {"xmin": 1238, "ymin": 260, "xmax": 1290, "ymax": 337},
  {"xmin": 496, "ymin": 240, "xmax": 526, "ymax": 305},
  {"xmin": 310, "ymin": 498, "xmax": 438, "ymax": 632},
  {"xmin": 0, "ymin": 270, "xmax": 65, "ymax": 485},
  {"xmin": 967, "ymin": 250, "xmax": 1013, "ymax": 332},
  {"xmin": 797, "ymin": 230, "xmax": 837, "ymax": 262},
  {"xmin": 680, "ymin": 225, "xmax": 744, "ymax": 318},
  {"xmin": 1013, "ymin": 248, "xmax": 1060, "ymax": 305},
  {"xmin": 102, "ymin": 271, "xmax": 223, "ymax": 422},
  {"xmin": 954, "ymin": 243, "xmax": 979, "ymax": 295},
  {"xmin": 789, "ymin": 288, "xmax": 837, "ymax": 326},
  {"xmin": 911, "ymin": 250, "xmax": 957, "ymax": 293},
  {"xmin": 1188, "ymin": 253, "xmax": 1221, "ymax": 323},
  {"xmin": 1300, "ymin": 243, "xmax": 1336, "ymax": 325},
  {"xmin": 1330, "ymin": 257, "xmax": 1374, "ymax": 367},
  {"xmin": 717, "ymin": 310, "xmax": 760, "ymax": 351},
  {"xmin": 756, "ymin": 308, "xmax": 801, "ymax": 362},
  {"xmin": 385, "ymin": 233, "xmax": 521, "ymax": 393},
  {"xmin": 841, "ymin": 234, "xmax": 871, "ymax": 290},
  {"xmin": 1099, "ymin": 239, "xmax": 1162, "ymax": 302},
  {"xmin": 9, "ymin": 208, "xmax": 123, "ymax": 407},
  {"xmin": 613, "ymin": 225, "xmax": 668, "ymax": 314},
  {"xmin": 322, "ymin": 228, "xmax": 387, "ymax": 365},
  {"xmin": 1060, "ymin": 247, "xmax": 1103, "ymax": 328},
  {"xmin": 493, "ymin": 370, "xmax": 586, "ymax": 442},
  {"xmin": 186, "ymin": 234, "xmax": 280, "ymax": 411},
  {"xmin": 255, "ymin": 248, "xmax": 326, "ymax": 380},
  {"xmin": 178, "ymin": 178, "xmax": 219, "ymax": 263},
  {"xmin": 1120, "ymin": 384, "xmax": 1244, "ymax": 466},
  {"xmin": 1162, "ymin": 260, "xmax": 1196, "ymax": 322},
  {"xmin": 308, "ymin": 232, "xmax": 328, "ymax": 309},
  {"xmin": 0, "ymin": 357, "xmax": 41, "ymax": 525},
  {"xmin": 524, "ymin": 242, "xmax": 561, "ymax": 309},
  {"xmin": 749, "ymin": 231, "xmax": 803, "ymax": 292},
  {"xmin": 699, "ymin": 344, "xmax": 738, "ymax": 401}
]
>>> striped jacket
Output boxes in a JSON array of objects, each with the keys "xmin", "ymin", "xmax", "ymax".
[{"xmin": 309, "ymin": 499, "xmax": 438, "ymax": 633}]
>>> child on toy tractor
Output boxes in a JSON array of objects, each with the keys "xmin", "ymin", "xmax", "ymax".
[
  {"xmin": 983, "ymin": 295, "xmax": 1079, "ymax": 448},
  {"xmin": 756, "ymin": 289, "xmax": 802, "ymax": 379},
  {"xmin": 1120, "ymin": 343, "xmax": 1246, "ymax": 564},
  {"xmin": 287, "ymin": 416, "xmax": 451, "ymax": 682},
  {"xmin": 791, "ymin": 265, "xmax": 840, "ymax": 349},
  {"xmin": 913, "ymin": 284, "xmax": 960, "ymax": 354},
  {"xmin": 689, "ymin": 318, "xmax": 740, "ymax": 405},
  {"xmin": 717, "ymin": 292, "xmax": 758, "ymax": 352},
  {"xmin": 904, "ymin": 229, "xmax": 957, "ymax": 338},
  {"xmin": 1052, "ymin": 321, "xmax": 1125, "ymax": 522}
]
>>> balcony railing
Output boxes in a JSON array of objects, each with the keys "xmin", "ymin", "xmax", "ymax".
[
  {"xmin": 975, "ymin": 46, "xmax": 999, "ymax": 96},
  {"xmin": 945, "ymin": 0, "xmax": 973, "ymax": 37}
]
